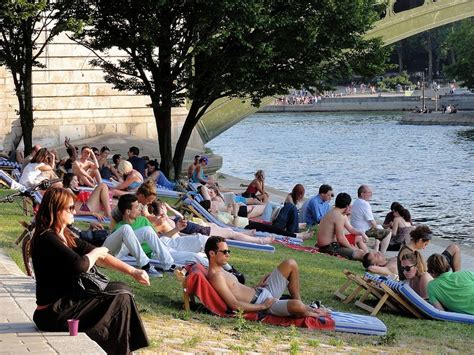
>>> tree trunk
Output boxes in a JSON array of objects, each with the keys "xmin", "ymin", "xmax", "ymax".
[
  {"xmin": 152, "ymin": 104, "xmax": 173, "ymax": 177},
  {"xmin": 22, "ymin": 53, "xmax": 34, "ymax": 157},
  {"xmin": 172, "ymin": 100, "xmax": 212, "ymax": 179},
  {"xmin": 397, "ymin": 41, "xmax": 403, "ymax": 74},
  {"xmin": 426, "ymin": 33, "xmax": 433, "ymax": 82}
]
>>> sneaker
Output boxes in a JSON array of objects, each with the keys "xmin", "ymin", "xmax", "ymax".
[
  {"xmin": 145, "ymin": 265, "xmax": 163, "ymax": 278},
  {"xmin": 309, "ymin": 300, "xmax": 331, "ymax": 312}
]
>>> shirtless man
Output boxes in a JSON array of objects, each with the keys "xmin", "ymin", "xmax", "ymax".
[
  {"xmin": 317, "ymin": 193, "xmax": 368, "ymax": 261},
  {"xmin": 206, "ymin": 236, "xmax": 329, "ymax": 318},
  {"xmin": 362, "ymin": 251, "xmax": 398, "ymax": 277},
  {"xmin": 72, "ymin": 146, "xmax": 102, "ymax": 187}
]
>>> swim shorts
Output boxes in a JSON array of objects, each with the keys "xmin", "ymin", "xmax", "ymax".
[
  {"xmin": 366, "ymin": 227, "xmax": 391, "ymax": 240},
  {"xmin": 318, "ymin": 242, "xmax": 354, "ymax": 260},
  {"xmin": 251, "ymin": 268, "xmax": 291, "ymax": 316}
]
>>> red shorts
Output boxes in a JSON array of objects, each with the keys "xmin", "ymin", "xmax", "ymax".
[{"xmin": 345, "ymin": 233, "xmax": 357, "ymax": 246}]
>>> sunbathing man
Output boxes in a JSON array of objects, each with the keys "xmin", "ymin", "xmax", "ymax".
[
  {"xmin": 362, "ymin": 252, "xmax": 398, "ymax": 277},
  {"xmin": 206, "ymin": 236, "xmax": 329, "ymax": 318},
  {"xmin": 317, "ymin": 193, "xmax": 368, "ymax": 261},
  {"xmin": 72, "ymin": 146, "xmax": 102, "ymax": 187}
]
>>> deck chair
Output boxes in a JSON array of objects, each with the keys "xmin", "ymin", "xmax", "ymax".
[
  {"xmin": 335, "ymin": 270, "xmax": 422, "ymax": 318},
  {"xmin": 177, "ymin": 263, "xmax": 387, "ymax": 335},
  {"xmin": 364, "ymin": 273, "xmax": 474, "ymax": 324}
]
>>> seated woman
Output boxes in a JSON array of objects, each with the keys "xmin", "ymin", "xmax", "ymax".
[
  {"xmin": 145, "ymin": 159, "xmax": 176, "ymax": 190},
  {"xmin": 388, "ymin": 205, "xmax": 413, "ymax": 251},
  {"xmin": 19, "ymin": 148, "xmax": 58, "ymax": 188},
  {"xmin": 191, "ymin": 156, "xmax": 215, "ymax": 185},
  {"xmin": 397, "ymin": 225, "xmax": 462, "ymax": 281},
  {"xmin": 31, "ymin": 187, "xmax": 150, "ymax": 354},
  {"xmin": 427, "ymin": 254, "xmax": 474, "ymax": 314},
  {"xmin": 400, "ymin": 252, "xmax": 433, "ymax": 299},
  {"xmin": 241, "ymin": 169, "xmax": 269, "ymax": 203},
  {"xmin": 111, "ymin": 160, "xmax": 144, "ymax": 197},
  {"xmin": 148, "ymin": 200, "xmax": 273, "ymax": 244},
  {"xmin": 63, "ymin": 173, "xmax": 112, "ymax": 220}
]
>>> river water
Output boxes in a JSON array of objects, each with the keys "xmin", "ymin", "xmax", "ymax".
[{"xmin": 207, "ymin": 112, "xmax": 474, "ymax": 245}]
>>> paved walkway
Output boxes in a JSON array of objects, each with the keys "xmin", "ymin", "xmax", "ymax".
[{"xmin": 0, "ymin": 250, "xmax": 105, "ymax": 354}]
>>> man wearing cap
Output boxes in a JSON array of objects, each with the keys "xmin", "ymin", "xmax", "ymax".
[
  {"xmin": 350, "ymin": 184, "xmax": 391, "ymax": 253},
  {"xmin": 304, "ymin": 184, "xmax": 334, "ymax": 227}
]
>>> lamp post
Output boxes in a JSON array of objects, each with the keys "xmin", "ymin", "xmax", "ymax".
[{"xmin": 421, "ymin": 71, "xmax": 425, "ymax": 112}]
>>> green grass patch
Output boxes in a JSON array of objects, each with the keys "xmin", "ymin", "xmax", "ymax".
[{"xmin": 1, "ymin": 188, "xmax": 473, "ymax": 352}]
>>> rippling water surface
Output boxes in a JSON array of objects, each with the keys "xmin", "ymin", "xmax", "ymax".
[{"xmin": 207, "ymin": 112, "xmax": 474, "ymax": 245}]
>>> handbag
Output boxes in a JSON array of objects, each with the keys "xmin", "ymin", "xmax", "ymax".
[{"xmin": 75, "ymin": 266, "xmax": 109, "ymax": 296}]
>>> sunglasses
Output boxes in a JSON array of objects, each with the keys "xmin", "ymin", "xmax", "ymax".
[
  {"xmin": 66, "ymin": 205, "xmax": 75, "ymax": 213},
  {"xmin": 217, "ymin": 249, "xmax": 231, "ymax": 255},
  {"xmin": 401, "ymin": 264, "xmax": 417, "ymax": 272}
]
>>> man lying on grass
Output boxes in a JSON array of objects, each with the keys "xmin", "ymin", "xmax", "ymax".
[{"xmin": 206, "ymin": 236, "xmax": 329, "ymax": 318}]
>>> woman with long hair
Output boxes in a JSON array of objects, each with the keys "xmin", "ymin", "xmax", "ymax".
[
  {"xmin": 400, "ymin": 252, "xmax": 433, "ymax": 299},
  {"xmin": 31, "ymin": 187, "xmax": 150, "ymax": 354},
  {"xmin": 145, "ymin": 159, "xmax": 176, "ymax": 190},
  {"xmin": 63, "ymin": 173, "xmax": 112, "ymax": 220},
  {"xmin": 19, "ymin": 148, "xmax": 58, "ymax": 188},
  {"xmin": 388, "ymin": 205, "xmax": 413, "ymax": 251},
  {"xmin": 242, "ymin": 169, "xmax": 269, "ymax": 203}
]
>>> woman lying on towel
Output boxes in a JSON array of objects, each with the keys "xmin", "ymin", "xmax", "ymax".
[
  {"xmin": 400, "ymin": 252, "xmax": 433, "ymax": 299},
  {"xmin": 63, "ymin": 173, "xmax": 112, "ymax": 220},
  {"xmin": 147, "ymin": 200, "xmax": 273, "ymax": 245},
  {"xmin": 200, "ymin": 185, "xmax": 266, "ymax": 220}
]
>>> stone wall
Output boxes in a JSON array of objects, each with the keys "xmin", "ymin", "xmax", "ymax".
[{"xmin": 0, "ymin": 32, "xmax": 204, "ymax": 152}]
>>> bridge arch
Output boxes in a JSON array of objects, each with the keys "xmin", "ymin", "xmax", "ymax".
[{"xmin": 368, "ymin": 0, "xmax": 474, "ymax": 46}]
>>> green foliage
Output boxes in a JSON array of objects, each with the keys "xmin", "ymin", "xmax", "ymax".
[
  {"xmin": 377, "ymin": 71, "xmax": 413, "ymax": 91},
  {"xmin": 0, "ymin": 0, "xmax": 81, "ymax": 154},
  {"xmin": 446, "ymin": 19, "xmax": 474, "ymax": 89},
  {"xmin": 70, "ymin": 0, "xmax": 388, "ymax": 176}
]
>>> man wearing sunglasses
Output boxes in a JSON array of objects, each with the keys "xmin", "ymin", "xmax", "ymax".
[{"xmin": 205, "ymin": 236, "xmax": 329, "ymax": 318}]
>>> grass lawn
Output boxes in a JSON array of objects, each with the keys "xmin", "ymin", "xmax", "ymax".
[{"xmin": 1, "ymin": 188, "xmax": 472, "ymax": 353}]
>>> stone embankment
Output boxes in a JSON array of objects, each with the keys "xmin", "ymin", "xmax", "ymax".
[
  {"xmin": 259, "ymin": 94, "xmax": 474, "ymax": 113},
  {"xmin": 400, "ymin": 111, "xmax": 474, "ymax": 126}
]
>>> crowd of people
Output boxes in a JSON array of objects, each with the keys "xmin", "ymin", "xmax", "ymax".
[{"xmin": 3, "ymin": 139, "xmax": 473, "ymax": 353}]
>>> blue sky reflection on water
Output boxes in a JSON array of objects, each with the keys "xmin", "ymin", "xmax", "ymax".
[{"xmin": 207, "ymin": 112, "xmax": 474, "ymax": 244}]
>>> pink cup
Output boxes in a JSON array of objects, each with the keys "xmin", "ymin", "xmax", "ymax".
[{"xmin": 67, "ymin": 319, "xmax": 79, "ymax": 336}]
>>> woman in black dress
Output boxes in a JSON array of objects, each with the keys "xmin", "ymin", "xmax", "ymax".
[{"xmin": 31, "ymin": 187, "xmax": 150, "ymax": 354}]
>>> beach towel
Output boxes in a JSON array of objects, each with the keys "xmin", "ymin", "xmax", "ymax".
[{"xmin": 184, "ymin": 263, "xmax": 335, "ymax": 330}]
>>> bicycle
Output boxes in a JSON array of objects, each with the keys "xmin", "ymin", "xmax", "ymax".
[{"xmin": 0, "ymin": 178, "xmax": 62, "ymax": 278}]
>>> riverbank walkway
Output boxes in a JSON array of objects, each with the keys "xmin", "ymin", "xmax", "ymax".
[{"xmin": 0, "ymin": 249, "xmax": 105, "ymax": 354}]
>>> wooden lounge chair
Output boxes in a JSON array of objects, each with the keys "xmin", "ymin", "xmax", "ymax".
[{"xmin": 335, "ymin": 270, "xmax": 422, "ymax": 318}]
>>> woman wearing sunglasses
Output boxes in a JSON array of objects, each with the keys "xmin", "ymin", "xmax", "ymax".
[
  {"xmin": 400, "ymin": 252, "xmax": 433, "ymax": 299},
  {"xmin": 397, "ymin": 225, "xmax": 462, "ymax": 281},
  {"xmin": 31, "ymin": 187, "xmax": 150, "ymax": 354}
]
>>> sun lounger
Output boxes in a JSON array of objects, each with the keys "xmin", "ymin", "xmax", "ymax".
[
  {"xmin": 178, "ymin": 263, "xmax": 387, "ymax": 335},
  {"xmin": 364, "ymin": 273, "xmax": 474, "ymax": 324},
  {"xmin": 0, "ymin": 170, "xmax": 26, "ymax": 191},
  {"xmin": 183, "ymin": 197, "xmax": 303, "ymax": 245},
  {"xmin": 335, "ymin": 270, "xmax": 422, "ymax": 318},
  {"xmin": 0, "ymin": 158, "xmax": 22, "ymax": 171}
]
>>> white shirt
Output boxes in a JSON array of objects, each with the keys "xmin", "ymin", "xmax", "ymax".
[
  {"xmin": 19, "ymin": 163, "xmax": 47, "ymax": 188},
  {"xmin": 350, "ymin": 198, "xmax": 374, "ymax": 232}
]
